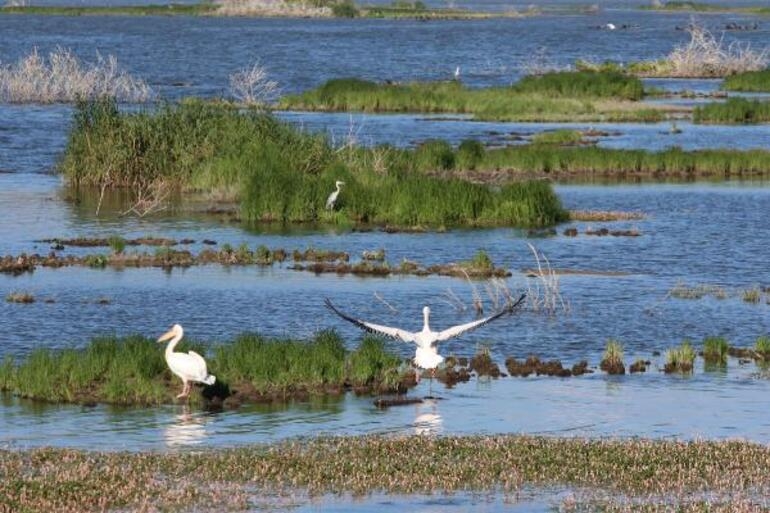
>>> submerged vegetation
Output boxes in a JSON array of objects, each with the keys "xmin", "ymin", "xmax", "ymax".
[
  {"xmin": 665, "ymin": 340, "xmax": 696, "ymax": 373},
  {"xmin": 0, "ymin": 47, "xmax": 152, "ymax": 104},
  {"xmin": 703, "ymin": 336, "xmax": 729, "ymax": 365},
  {"xmin": 3, "ymin": 436, "xmax": 770, "ymax": 511},
  {"xmin": 278, "ymin": 73, "xmax": 663, "ymax": 122},
  {"xmin": 600, "ymin": 339, "xmax": 624, "ymax": 375},
  {"xmin": 0, "ymin": 331, "xmax": 409, "ymax": 405},
  {"xmin": 61, "ymin": 98, "xmax": 566, "ymax": 228}
]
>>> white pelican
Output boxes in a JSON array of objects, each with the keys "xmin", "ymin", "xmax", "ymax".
[
  {"xmin": 325, "ymin": 180, "xmax": 345, "ymax": 210},
  {"xmin": 325, "ymin": 294, "xmax": 526, "ymax": 380},
  {"xmin": 158, "ymin": 324, "xmax": 216, "ymax": 399}
]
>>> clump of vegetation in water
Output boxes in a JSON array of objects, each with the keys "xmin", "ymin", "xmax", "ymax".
[
  {"xmin": 0, "ymin": 331, "xmax": 410, "ymax": 406},
  {"xmin": 754, "ymin": 335, "xmax": 770, "ymax": 359},
  {"xmin": 5, "ymin": 291, "xmax": 35, "ymax": 303},
  {"xmin": 0, "ymin": 47, "xmax": 152, "ymax": 104},
  {"xmin": 279, "ymin": 72, "xmax": 659, "ymax": 122},
  {"xmin": 531, "ymin": 129, "xmax": 584, "ymax": 146},
  {"xmin": 741, "ymin": 286, "xmax": 762, "ymax": 303},
  {"xmin": 61, "ymin": 98, "xmax": 566, "ymax": 229},
  {"xmin": 600, "ymin": 339, "xmax": 625, "ymax": 374},
  {"xmin": 665, "ymin": 340, "xmax": 696, "ymax": 374},
  {"xmin": 702, "ymin": 336, "xmax": 729, "ymax": 366},
  {"xmin": 694, "ymin": 98, "xmax": 770, "ymax": 124},
  {"xmin": 722, "ymin": 69, "xmax": 770, "ymax": 92}
]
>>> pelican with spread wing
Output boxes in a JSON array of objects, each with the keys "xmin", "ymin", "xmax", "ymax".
[{"xmin": 324, "ymin": 294, "xmax": 526, "ymax": 378}]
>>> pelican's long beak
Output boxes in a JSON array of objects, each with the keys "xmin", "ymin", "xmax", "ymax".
[{"xmin": 157, "ymin": 329, "xmax": 176, "ymax": 343}]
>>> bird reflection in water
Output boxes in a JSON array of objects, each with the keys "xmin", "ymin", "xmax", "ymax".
[
  {"xmin": 414, "ymin": 399, "xmax": 443, "ymax": 436},
  {"xmin": 164, "ymin": 406, "xmax": 208, "ymax": 448}
]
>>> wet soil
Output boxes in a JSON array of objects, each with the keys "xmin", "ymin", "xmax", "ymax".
[
  {"xmin": 505, "ymin": 355, "xmax": 590, "ymax": 377},
  {"xmin": 600, "ymin": 358, "xmax": 626, "ymax": 375},
  {"xmin": 629, "ymin": 360, "xmax": 650, "ymax": 373}
]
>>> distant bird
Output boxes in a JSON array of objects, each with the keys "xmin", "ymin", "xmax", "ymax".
[
  {"xmin": 605, "ymin": 23, "xmax": 616, "ymax": 30},
  {"xmin": 325, "ymin": 180, "xmax": 345, "ymax": 210},
  {"xmin": 157, "ymin": 324, "xmax": 215, "ymax": 399},
  {"xmin": 453, "ymin": 66, "xmax": 461, "ymax": 80},
  {"xmin": 324, "ymin": 294, "xmax": 526, "ymax": 381}
]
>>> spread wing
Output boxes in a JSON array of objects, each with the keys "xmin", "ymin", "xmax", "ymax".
[
  {"xmin": 436, "ymin": 293, "xmax": 526, "ymax": 342},
  {"xmin": 324, "ymin": 298, "xmax": 416, "ymax": 343}
]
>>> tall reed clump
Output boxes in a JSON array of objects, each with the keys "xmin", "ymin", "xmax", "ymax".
[
  {"xmin": 600, "ymin": 339, "xmax": 625, "ymax": 375},
  {"xmin": 702, "ymin": 336, "xmax": 728, "ymax": 366},
  {"xmin": 693, "ymin": 98, "xmax": 770, "ymax": 124},
  {"xmin": 755, "ymin": 335, "xmax": 770, "ymax": 359},
  {"xmin": 722, "ymin": 69, "xmax": 770, "ymax": 92},
  {"xmin": 61, "ymin": 98, "xmax": 567, "ymax": 228},
  {"xmin": 0, "ymin": 47, "xmax": 152, "ymax": 104},
  {"xmin": 665, "ymin": 340, "xmax": 696, "ymax": 374}
]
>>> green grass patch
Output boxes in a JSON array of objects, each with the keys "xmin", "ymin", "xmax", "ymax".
[
  {"xmin": 61, "ymin": 98, "xmax": 567, "ymax": 229},
  {"xmin": 0, "ymin": 331, "xmax": 410, "ymax": 405},
  {"xmin": 754, "ymin": 335, "xmax": 770, "ymax": 357},
  {"xmin": 722, "ymin": 69, "xmax": 770, "ymax": 92},
  {"xmin": 693, "ymin": 98, "xmax": 770, "ymax": 124},
  {"xmin": 531, "ymin": 129, "xmax": 584, "ymax": 146},
  {"xmin": 279, "ymin": 73, "xmax": 656, "ymax": 122},
  {"xmin": 641, "ymin": 2, "xmax": 770, "ymax": 13},
  {"xmin": 665, "ymin": 340, "xmax": 696, "ymax": 374},
  {"xmin": 702, "ymin": 336, "xmax": 728, "ymax": 365}
]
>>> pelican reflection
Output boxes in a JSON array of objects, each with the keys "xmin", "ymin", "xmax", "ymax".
[
  {"xmin": 164, "ymin": 406, "xmax": 208, "ymax": 447},
  {"xmin": 414, "ymin": 399, "xmax": 443, "ymax": 436}
]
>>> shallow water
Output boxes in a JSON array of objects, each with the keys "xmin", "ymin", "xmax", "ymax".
[{"xmin": 1, "ymin": 9, "xmax": 770, "ymax": 456}]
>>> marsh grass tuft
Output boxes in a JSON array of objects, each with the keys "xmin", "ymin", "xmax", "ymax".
[
  {"xmin": 600, "ymin": 339, "xmax": 625, "ymax": 374},
  {"xmin": 741, "ymin": 286, "xmax": 762, "ymax": 303},
  {"xmin": 694, "ymin": 98, "xmax": 770, "ymax": 124},
  {"xmin": 531, "ymin": 129, "xmax": 584, "ymax": 146},
  {"xmin": 665, "ymin": 340, "xmax": 696, "ymax": 374},
  {"xmin": 722, "ymin": 69, "xmax": 770, "ymax": 92},
  {"xmin": 754, "ymin": 335, "xmax": 770, "ymax": 359},
  {"xmin": 5, "ymin": 290, "xmax": 34, "ymax": 303},
  {"xmin": 702, "ymin": 336, "xmax": 728, "ymax": 365}
]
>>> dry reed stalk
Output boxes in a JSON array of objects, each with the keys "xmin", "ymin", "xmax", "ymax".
[
  {"xmin": 229, "ymin": 62, "xmax": 280, "ymax": 107},
  {"xmin": 213, "ymin": 0, "xmax": 332, "ymax": 17}
]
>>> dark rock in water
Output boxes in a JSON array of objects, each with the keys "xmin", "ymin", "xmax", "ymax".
[
  {"xmin": 469, "ymin": 352, "xmax": 502, "ymax": 378},
  {"xmin": 629, "ymin": 360, "xmax": 650, "ymax": 373},
  {"xmin": 202, "ymin": 239, "xmax": 217, "ymax": 245},
  {"xmin": 571, "ymin": 360, "xmax": 590, "ymax": 376},
  {"xmin": 652, "ymin": 350, "xmax": 661, "ymax": 356},
  {"xmin": 374, "ymin": 397, "xmax": 423, "ymax": 409},
  {"xmin": 563, "ymin": 227, "xmax": 578, "ymax": 237},
  {"xmin": 179, "ymin": 238, "xmax": 196, "ymax": 244}
]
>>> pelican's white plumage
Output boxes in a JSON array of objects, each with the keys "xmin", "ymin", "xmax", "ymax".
[
  {"xmin": 325, "ymin": 180, "xmax": 345, "ymax": 210},
  {"xmin": 158, "ymin": 324, "xmax": 215, "ymax": 399},
  {"xmin": 325, "ymin": 294, "xmax": 526, "ymax": 374}
]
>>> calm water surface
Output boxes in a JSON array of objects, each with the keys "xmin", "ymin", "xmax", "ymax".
[{"xmin": 0, "ymin": 10, "xmax": 769, "ymax": 456}]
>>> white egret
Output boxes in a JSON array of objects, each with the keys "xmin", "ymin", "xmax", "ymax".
[
  {"xmin": 324, "ymin": 294, "xmax": 526, "ymax": 382},
  {"xmin": 453, "ymin": 66, "xmax": 461, "ymax": 80},
  {"xmin": 158, "ymin": 324, "xmax": 215, "ymax": 399},
  {"xmin": 325, "ymin": 180, "xmax": 345, "ymax": 210}
]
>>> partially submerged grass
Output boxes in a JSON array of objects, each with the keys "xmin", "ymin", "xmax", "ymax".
[
  {"xmin": 278, "ymin": 73, "xmax": 661, "ymax": 122},
  {"xmin": 4, "ymin": 436, "xmax": 770, "ymax": 511},
  {"xmin": 665, "ymin": 340, "xmax": 696, "ymax": 373},
  {"xmin": 703, "ymin": 336, "xmax": 729, "ymax": 365},
  {"xmin": 722, "ymin": 69, "xmax": 770, "ymax": 92},
  {"xmin": 0, "ymin": 331, "xmax": 409, "ymax": 405},
  {"xmin": 642, "ymin": 2, "xmax": 770, "ymax": 14},
  {"xmin": 742, "ymin": 286, "xmax": 762, "ymax": 303},
  {"xmin": 5, "ymin": 290, "xmax": 34, "ymax": 303},
  {"xmin": 0, "ymin": 47, "xmax": 152, "ymax": 103},
  {"xmin": 600, "ymin": 339, "xmax": 624, "ymax": 374},
  {"xmin": 61, "ymin": 98, "xmax": 566, "ymax": 228},
  {"xmin": 693, "ymin": 98, "xmax": 770, "ymax": 124},
  {"xmin": 669, "ymin": 282, "xmax": 727, "ymax": 300},
  {"xmin": 531, "ymin": 129, "xmax": 584, "ymax": 146},
  {"xmin": 754, "ymin": 335, "xmax": 770, "ymax": 358}
]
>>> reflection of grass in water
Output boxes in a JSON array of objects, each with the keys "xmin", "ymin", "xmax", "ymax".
[{"xmin": 0, "ymin": 331, "xmax": 407, "ymax": 405}]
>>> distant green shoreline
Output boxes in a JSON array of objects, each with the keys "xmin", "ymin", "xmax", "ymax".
[{"xmin": 641, "ymin": 1, "xmax": 770, "ymax": 14}]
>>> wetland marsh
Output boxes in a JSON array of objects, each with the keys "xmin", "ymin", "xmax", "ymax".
[{"xmin": 1, "ymin": 3, "xmax": 770, "ymax": 511}]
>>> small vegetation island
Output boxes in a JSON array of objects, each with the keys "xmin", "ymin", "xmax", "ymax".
[{"xmin": 0, "ymin": 0, "xmax": 579, "ymax": 19}]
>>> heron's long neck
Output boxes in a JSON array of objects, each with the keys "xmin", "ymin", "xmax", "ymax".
[
  {"xmin": 165, "ymin": 333, "xmax": 183, "ymax": 358},
  {"xmin": 423, "ymin": 311, "xmax": 430, "ymax": 331},
  {"xmin": 336, "ymin": 183, "xmax": 342, "ymax": 193}
]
